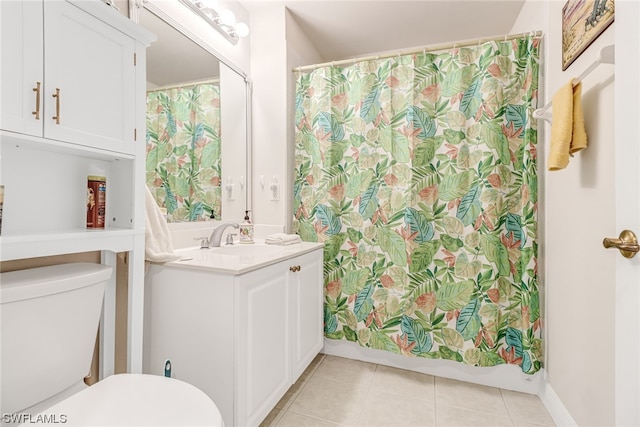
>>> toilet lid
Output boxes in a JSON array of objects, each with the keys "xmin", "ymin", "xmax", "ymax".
[{"xmin": 29, "ymin": 374, "xmax": 224, "ymax": 426}]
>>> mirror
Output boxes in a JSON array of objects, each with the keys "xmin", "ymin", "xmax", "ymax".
[{"xmin": 138, "ymin": 3, "xmax": 249, "ymax": 223}]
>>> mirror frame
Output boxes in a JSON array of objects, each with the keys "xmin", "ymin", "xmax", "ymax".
[{"xmin": 132, "ymin": 0, "xmax": 252, "ymax": 217}]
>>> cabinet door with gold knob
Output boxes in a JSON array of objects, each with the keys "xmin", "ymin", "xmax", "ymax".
[
  {"xmin": 43, "ymin": 1, "xmax": 135, "ymax": 153},
  {"xmin": 290, "ymin": 250, "xmax": 323, "ymax": 381},
  {"xmin": 0, "ymin": 0, "xmax": 44, "ymax": 136}
]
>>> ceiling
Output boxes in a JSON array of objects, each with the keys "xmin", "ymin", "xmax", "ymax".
[{"xmin": 279, "ymin": 0, "xmax": 527, "ymax": 61}]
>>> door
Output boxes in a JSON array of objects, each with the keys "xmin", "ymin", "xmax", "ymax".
[
  {"xmin": 0, "ymin": 0, "xmax": 43, "ymax": 136},
  {"xmin": 43, "ymin": 1, "xmax": 135, "ymax": 154},
  {"xmin": 614, "ymin": 2, "xmax": 640, "ymax": 425}
]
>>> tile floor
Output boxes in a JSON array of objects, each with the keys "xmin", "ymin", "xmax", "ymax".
[{"xmin": 260, "ymin": 354, "xmax": 556, "ymax": 427}]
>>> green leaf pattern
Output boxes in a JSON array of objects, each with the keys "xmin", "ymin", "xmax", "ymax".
[
  {"xmin": 294, "ymin": 36, "xmax": 541, "ymax": 373},
  {"xmin": 146, "ymin": 82, "xmax": 222, "ymax": 221}
]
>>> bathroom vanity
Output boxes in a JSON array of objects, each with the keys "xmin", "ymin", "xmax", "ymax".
[{"xmin": 143, "ymin": 242, "xmax": 324, "ymax": 427}]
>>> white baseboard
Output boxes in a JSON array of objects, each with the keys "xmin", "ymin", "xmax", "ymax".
[
  {"xmin": 322, "ymin": 339, "xmax": 544, "ymax": 394},
  {"xmin": 539, "ymin": 382, "xmax": 578, "ymax": 426}
]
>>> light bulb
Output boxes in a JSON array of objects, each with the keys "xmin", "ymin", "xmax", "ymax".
[
  {"xmin": 219, "ymin": 9, "xmax": 236, "ymax": 26},
  {"xmin": 235, "ymin": 22, "xmax": 249, "ymax": 37}
]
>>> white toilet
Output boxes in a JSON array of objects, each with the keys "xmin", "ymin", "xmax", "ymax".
[{"xmin": 1, "ymin": 263, "xmax": 224, "ymax": 426}]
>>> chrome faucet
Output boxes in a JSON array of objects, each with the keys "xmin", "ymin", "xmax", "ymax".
[{"xmin": 209, "ymin": 223, "xmax": 239, "ymax": 247}]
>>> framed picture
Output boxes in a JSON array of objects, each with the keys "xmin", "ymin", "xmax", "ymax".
[{"xmin": 562, "ymin": 0, "xmax": 615, "ymax": 70}]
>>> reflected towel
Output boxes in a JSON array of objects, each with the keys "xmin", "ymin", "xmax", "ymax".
[
  {"xmin": 548, "ymin": 79, "xmax": 588, "ymax": 171},
  {"xmin": 265, "ymin": 233, "xmax": 302, "ymax": 245},
  {"xmin": 144, "ymin": 185, "xmax": 180, "ymax": 262}
]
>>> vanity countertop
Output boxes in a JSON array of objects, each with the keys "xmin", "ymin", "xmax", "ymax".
[{"xmin": 158, "ymin": 240, "xmax": 324, "ymax": 275}]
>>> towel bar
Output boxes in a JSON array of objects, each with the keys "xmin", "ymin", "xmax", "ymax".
[{"xmin": 534, "ymin": 44, "xmax": 614, "ymax": 124}]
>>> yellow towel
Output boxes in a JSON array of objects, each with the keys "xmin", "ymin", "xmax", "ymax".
[
  {"xmin": 570, "ymin": 82, "xmax": 588, "ymax": 153},
  {"xmin": 547, "ymin": 79, "xmax": 588, "ymax": 171}
]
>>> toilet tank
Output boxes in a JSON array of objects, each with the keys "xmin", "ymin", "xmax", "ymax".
[{"xmin": 0, "ymin": 263, "xmax": 113, "ymax": 415}]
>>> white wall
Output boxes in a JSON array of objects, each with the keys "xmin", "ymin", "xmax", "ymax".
[
  {"xmin": 511, "ymin": 1, "xmax": 616, "ymax": 426},
  {"xmin": 220, "ymin": 64, "xmax": 249, "ymax": 221},
  {"xmin": 248, "ymin": 3, "xmax": 288, "ymax": 226}
]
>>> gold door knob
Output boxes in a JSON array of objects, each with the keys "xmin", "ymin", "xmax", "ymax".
[{"xmin": 603, "ymin": 230, "xmax": 639, "ymax": 258}]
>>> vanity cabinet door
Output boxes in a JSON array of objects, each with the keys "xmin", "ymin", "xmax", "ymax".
[
  {"xmin": 289, "ymin": 249, "xmax": 324, "ymax": 381},
  {"xmin": 0, "ymin": 0, "xmax": 44, "ymax": 136},
  {"xmin": 236, "ymin": 262, "xmax": 291, "ymax": 427},
  {"xmin": 43, "ymin": 1, "xmax": 136, "ymax": 154}
]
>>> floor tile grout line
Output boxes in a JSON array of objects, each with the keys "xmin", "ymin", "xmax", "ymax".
[
  {"xmin": 433, "ymin": 375, "xmax": 439, "ymax": 426},
  {"xmin": 286, "ymin": 408, "xmax": 350, "ymax": 426},
  {"xmin": 272, "ymin": 354, "xmax": 328, "ymax": 426},
  {"xmin": 274, "ymin": 354, "xmax": 328, "ymax": 418},
  {"xmin": 500, "ymin": 388, "xmax": 556, "ymax": 427},
  {"xmin": 352, "ymin": 362, "xmax": 380, "ymax": 426},
  {"xmin": 499, "ymin": 388, "xmax": 518, "ymax": 425}
]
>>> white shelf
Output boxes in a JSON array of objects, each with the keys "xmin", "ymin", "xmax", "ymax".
[
  {"xmin": 0, "ymin": 227, "xmax": 138, "ymax": 261},
  {"xmin": 0, "ymin": 130, "xmax": 135, "ymax": 161}
]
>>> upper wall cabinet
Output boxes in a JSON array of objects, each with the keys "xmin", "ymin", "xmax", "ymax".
[
  {"xmin": 0, "ymin": 0, "xmax": 154, "ymax": 262},
  {"xmin": 1, "ymin": 0, "xmax": 136, "ymax": 154}
]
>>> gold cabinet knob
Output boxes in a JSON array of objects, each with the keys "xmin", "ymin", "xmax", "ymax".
[
  {"xmin": 603, "ymin": 230, "xmax": 639, "ymax": 258},
  {"xmin": 32, "ymin": 82, "xmax": 41, "ymax": 120}
]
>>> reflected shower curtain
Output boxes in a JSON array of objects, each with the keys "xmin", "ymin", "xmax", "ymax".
[
  {"xmin": 146, "ymin": 81, "xmax": 222, "ymax": 221},
  {"xmin": 293, "ymin": 35, "xmax": 542, "ymax": 373}
]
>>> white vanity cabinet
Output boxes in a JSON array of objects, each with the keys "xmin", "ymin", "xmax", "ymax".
[
  {"xmin": 144, "ymin": 246, "xmax": 324, "ymax": 427},
  {"xmin": 1, "ymin": 0, "xmax": 136, "ymax": 154}
]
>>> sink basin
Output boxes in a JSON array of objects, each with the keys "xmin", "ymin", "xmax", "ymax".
[
  {"xmin": 168, "ymin": 240, "xmax": 321, "ymax": 274},
  {"xmin": 212, "ymin": 244, "xmax": 285, "ymax": 256}
]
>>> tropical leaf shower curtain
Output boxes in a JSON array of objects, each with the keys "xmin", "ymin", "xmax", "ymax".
[
  {"xmin": 293, "ymin": 35, "xmax": 542, "ymax": 373},
  {"xmin": 146, "ymin": 81, "xmax": 222, "ymax": 221}
]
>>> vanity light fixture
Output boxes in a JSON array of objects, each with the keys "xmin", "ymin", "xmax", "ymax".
[{"xmin": 178, "ymin": 0, "xmax": 249, "ymax": 45}]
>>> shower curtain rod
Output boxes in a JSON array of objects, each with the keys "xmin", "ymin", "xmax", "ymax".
[
  {"xmin": 293, "ymin": 30, "xmax": 542, "ymax": 73},
  {"xmin": 147, "ymin": 78, "xmax": 221, "ymax": 93}
]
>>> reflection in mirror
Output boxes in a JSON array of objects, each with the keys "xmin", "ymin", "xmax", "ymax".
[{"xmin": 139, "ymin": 4, "xmax": 248, "ymax": 223}]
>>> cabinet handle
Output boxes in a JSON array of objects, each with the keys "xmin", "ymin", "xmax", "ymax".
[
  {"xmin": 32, "ymin": 82, "xmax": 41, "ymax": 120},
  {"xmin": 289, "ymin": 265, "xmax": 301, "ymax": 272},
  {"xmin": 52, "ymin": 88, "xmax": 61, "ymax": 124}
]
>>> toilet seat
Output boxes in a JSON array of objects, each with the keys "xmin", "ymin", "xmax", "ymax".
[{"xmin": 27, "ymin": 374, "xmax": 224, "ymax": 426}]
